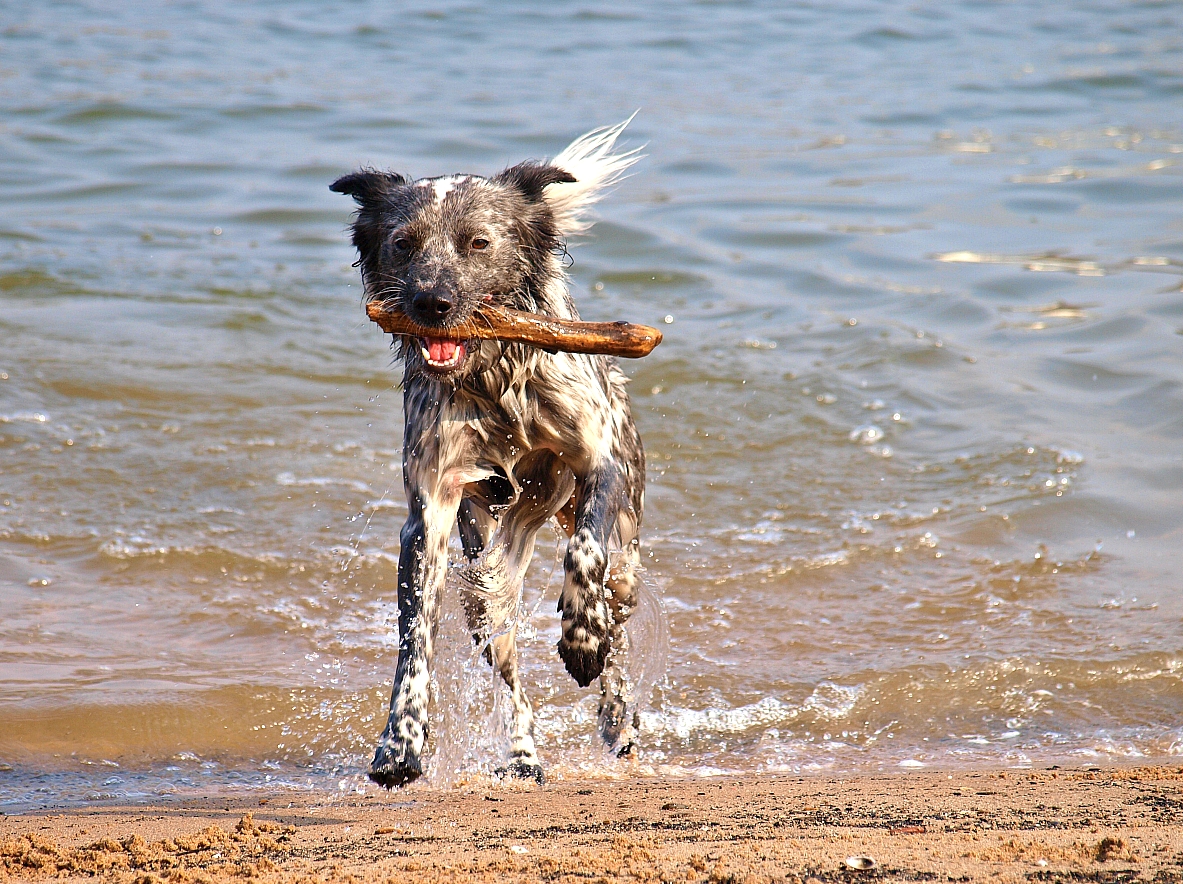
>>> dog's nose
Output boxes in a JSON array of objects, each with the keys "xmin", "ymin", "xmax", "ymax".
[{"xmin": 412, "ymin": 289, "xmax": 454, "ymax": 320}]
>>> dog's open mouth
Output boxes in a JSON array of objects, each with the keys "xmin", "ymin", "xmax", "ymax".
[{"xmin": 419, "ymin": 336, "xmax": 467, "ymax": 371}]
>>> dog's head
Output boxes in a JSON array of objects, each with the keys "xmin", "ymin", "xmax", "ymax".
[
  {"xmin": 331, "ymin": 164, "xmax": 574, "ymax": 379},
  {"xmin": 333, "ymin": 119, "xmax": 643, "ymax": 381}
]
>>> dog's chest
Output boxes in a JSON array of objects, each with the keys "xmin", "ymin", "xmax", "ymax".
[{"xmin": 405, "ymin": 359, "xmax": 616, "ymax": 487}]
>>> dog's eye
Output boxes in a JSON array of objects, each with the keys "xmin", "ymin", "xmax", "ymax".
[
  {"xmin": 470, "ymin": 237, "xmax": 490, "ymax": 251},
  {"xmin": 392, "ymin": 236, "xmax": 412, "ymax": 252}
]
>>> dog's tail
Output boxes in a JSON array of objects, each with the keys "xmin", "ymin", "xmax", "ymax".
[{"xmin": 545, "ymin": 114, "xmax": 644, "ymax": 237}]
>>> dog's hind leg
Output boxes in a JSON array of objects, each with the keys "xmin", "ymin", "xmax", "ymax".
[
  {"xmin": 458, "ymin": 497, "xmax": 496, "ymax": 562},
  {"xmin": 457, "ymin": 496, "xmax": 498, "ymax": 645},
  {"xmin": 598, "ymin": 529, "xmax": 642, "ymax": 752},
  {"xmin": 456, "ymin": 498, "xmax": 545, "ymax": 781},
  {"xmin": 489, "ymin": 627, "xmax": 545, "ymax": 782},
  {"xmin": 457, "ymin": 580, "xmax": 544, "ymax": 782},
  {"xmin": 458, "ymin": 454, "xmax": 574, "ymax": 784}
]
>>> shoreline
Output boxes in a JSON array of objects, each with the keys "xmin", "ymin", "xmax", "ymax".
[{"xmin": 4, "ymin": 765, "xmax": 1182, "ymax": 882}]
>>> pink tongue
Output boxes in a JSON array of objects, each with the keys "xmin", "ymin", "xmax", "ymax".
[{"xmin": 426, "ymin": 338, "xmax": 459, "ymax": 362}]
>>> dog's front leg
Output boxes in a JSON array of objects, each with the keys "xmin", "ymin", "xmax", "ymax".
[
  {"xmin": 370, "ymin": 488, "xmax": 457, "ymax": 788},
  {"xmin": 557, "ymin": 462, "xmax": 625, "ymax": 687}
]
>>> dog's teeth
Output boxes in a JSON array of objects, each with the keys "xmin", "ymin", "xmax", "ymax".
[{"xmin": 420, "ymin": 336, "xmax": 465, "ymax": 368}]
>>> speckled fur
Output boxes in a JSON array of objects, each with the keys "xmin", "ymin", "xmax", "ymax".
[{"xmin": 332, "ymin": 122, "xmax": 647, "ymax": 787}]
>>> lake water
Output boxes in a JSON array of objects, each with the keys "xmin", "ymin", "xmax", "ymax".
[{"xmin": 3, "ymin": 0, "xmax": 1183, "ymax": 810}]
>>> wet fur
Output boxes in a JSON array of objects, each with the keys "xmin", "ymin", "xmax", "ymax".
[{"xmin": 331, "ymin": 121, "xmax": 646, "ymax": 787}]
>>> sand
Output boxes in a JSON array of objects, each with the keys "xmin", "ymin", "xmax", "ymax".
[{"xmin": 3, "ymin": 765, "xmax": 1183, "ymax": 883}]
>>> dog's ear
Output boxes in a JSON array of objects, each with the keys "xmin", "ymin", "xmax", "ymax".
[
  {"xmin": 330, "ymin": 169, "xmax": 408, "ymax": 206},
  {"xmin": 494, "ymin": 162, "xmax": 577, "ymax": 202}
]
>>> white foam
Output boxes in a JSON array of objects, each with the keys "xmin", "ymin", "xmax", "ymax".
[
  {"xmin": 275, "ymin": 472, "xmax": 373, "ymax": 493},
  {"xmin": 643, "ymin": 682, "xmax": 862, "ymax": 741},
  {"xmin": 364, "ymin": 498, "xmax": 401, "ymax": 511}
]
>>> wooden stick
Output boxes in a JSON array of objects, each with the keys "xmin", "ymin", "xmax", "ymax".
[{"xmin": 365, "ymin": 301, "xmax": 663, "ymax": 359}]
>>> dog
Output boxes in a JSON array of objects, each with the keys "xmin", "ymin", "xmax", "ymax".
[{"xmin": 331, "ymin": 120, "xmax": 648, "ymax": 787}]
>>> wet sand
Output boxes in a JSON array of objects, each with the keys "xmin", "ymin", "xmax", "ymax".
[{"xmin": 4, "ymin": 765, "xmax": 1182, "ymax": 883}]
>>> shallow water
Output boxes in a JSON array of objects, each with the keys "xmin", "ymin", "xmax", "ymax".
[{"xmin": 3, "ymin": 0, "xmax": 1183, "ymax": 810}]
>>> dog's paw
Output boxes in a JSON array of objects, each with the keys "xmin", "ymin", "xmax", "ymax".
[
  {"xmin": 597, "ymin": 695, "xmax": 628, "ymax": 746},
  {"xmin": 369, "ymin": 744, "xmax": 423, "ymax": 789},
  {"xmin": 495, "ymin": 760, "xmax": 545, "ymax": 784},
  {"xmin": 557, "ymin": 630, "xmax": 609, "ymax": 687},
  {"xmin": 599, "ymin": 696, "xmax": 640, "ymax": 757}
]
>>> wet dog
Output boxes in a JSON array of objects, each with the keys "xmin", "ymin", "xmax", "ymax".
[{"xmin": 331, "ymin": 120, "xmax": 647, "ymax": 786}]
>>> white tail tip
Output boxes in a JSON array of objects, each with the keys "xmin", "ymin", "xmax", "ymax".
[{"xmin": 544, "ymin": 114, "xmax": 644, "ymax": 237}]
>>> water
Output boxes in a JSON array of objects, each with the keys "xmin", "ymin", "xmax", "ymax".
[{"xmin": 3, "ymin": 0, "xmax": 1183, "ymax": 809}]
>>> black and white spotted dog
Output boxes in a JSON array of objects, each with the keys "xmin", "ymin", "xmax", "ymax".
[{"xmin": 331, "ymin": 121, "xmax": 647, "ymax": 787}]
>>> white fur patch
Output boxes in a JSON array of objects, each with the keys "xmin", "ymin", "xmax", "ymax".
[
  {"xmin": 567, "ymin": 529, "xmax": 604, "ymax": 577},
  {"xmin": 429, "ymin": 175, "xmax": 464, "ymax": 204},
  {"xmin": 544, "ymin": 115, "xmax": 644, "ymax": 237}
]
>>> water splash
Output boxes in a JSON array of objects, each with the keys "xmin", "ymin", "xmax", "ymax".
[{"xmin": 621, "ymin": 574, "xmax": 670, "ymax": 727}]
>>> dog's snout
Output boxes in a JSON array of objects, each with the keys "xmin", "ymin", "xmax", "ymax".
[{"xmin": 413, "ymin": 289, "xmax": 454, "ymax": 320}]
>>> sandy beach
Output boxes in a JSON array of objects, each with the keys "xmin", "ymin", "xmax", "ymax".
[{"xmin": 4, "ymin": 765, "xmax": 1182, "ymax": 883}]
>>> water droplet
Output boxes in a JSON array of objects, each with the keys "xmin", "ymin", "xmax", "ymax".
[{"xmin": 850, "ymin": 424, "xmax": 885, "ymax": 444}]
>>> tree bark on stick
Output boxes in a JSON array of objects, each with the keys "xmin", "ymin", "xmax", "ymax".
[{"xmin": 365, "ymin": 301, "xmax": 663, "ymax": 359}]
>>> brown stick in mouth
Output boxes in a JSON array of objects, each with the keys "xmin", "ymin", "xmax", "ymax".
[{"xmin": 365, "ymin": 301, "xmax": 664, "ymax": 359}]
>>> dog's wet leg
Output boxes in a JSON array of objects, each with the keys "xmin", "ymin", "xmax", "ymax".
[
  {"xmin": 458, "ymin": 497, "xmax": 496, "ymax": 562},
  {"xmin": 457, "ymin": 497, "xmax": 498, "ymax": 653},
  {"xmin": 457, "ymin": 579, "xmax": 543, "ymax": 782},
  {"xmin": 461, "ymin": 454, "xmax": 572, "ymax": 782},
  {"xmin": 596, "ymin": 432, "xmax": 646, "ymax": 752},
  {"xmin": 554, "ymin": 485, "xmax": 637, "ymax": 749},
  {"xmin": 370, "ymin": 492, "xmax": 455, "ymax": 788},
  {"xmin": 598, "ymin": 531, "xmax": 641, "ymax": 752},
  {"xmin": 489, "ymin": 629, "xmax": 544, "ymax": 782},
  {"xmin": 457, "ymin": 501, "xmax": 543, "ymax": 781},
  {"xmin": 557, "ymin": 463, "xmax": 626, "ymax": 687}
]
